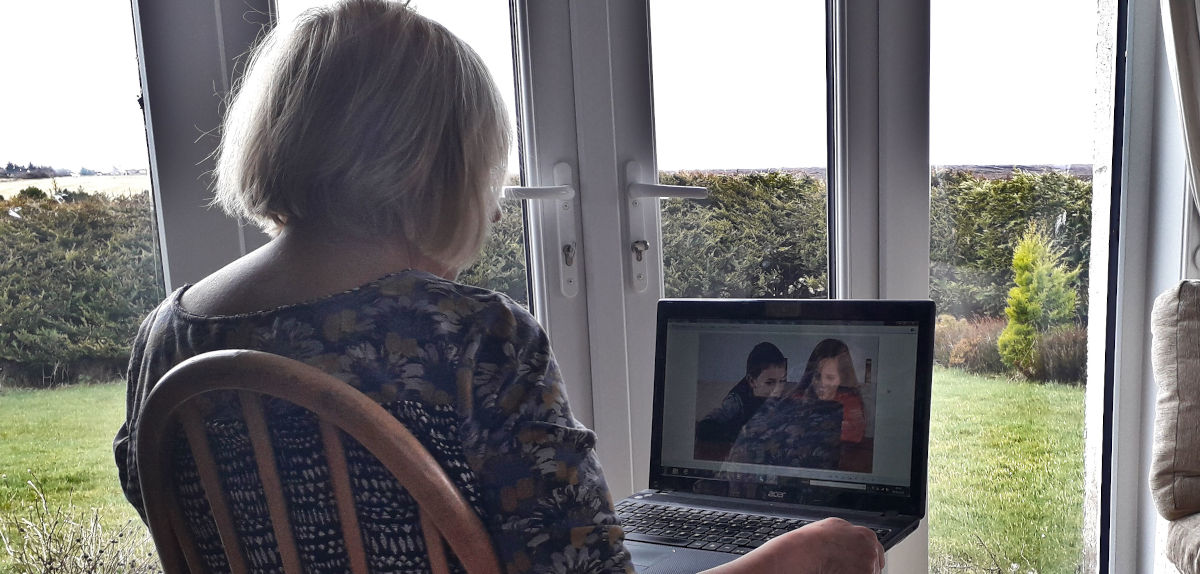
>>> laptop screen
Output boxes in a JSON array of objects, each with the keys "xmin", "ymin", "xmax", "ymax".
[{"xmin": 649, "ymin": 299, "xmax": 934, "ymax": 517}]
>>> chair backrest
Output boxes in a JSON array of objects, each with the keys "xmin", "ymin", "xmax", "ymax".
[{"xmin": 134, "ymin": 349, "xmax": 501, "ymax": 574}]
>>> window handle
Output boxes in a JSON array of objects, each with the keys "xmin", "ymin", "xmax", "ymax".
[
  {"xmin": 624, "ymin": 161, "xmax": 710, "ymax": 293},
  {"xmin": 501, "ymin": 162, "xmax": 579, "ymax": 298},
  {"xmin": 500, "ymin": 184, "xmax": 574, "ymax": 201},
  {"xmin": 500, "ymin": 162, "xmax": 575, "ymax": 201}
]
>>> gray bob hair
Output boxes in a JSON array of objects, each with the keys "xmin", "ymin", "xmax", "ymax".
[{"xmin": 214, "ymin": 0, "xmax": 511, "ymax": 268}]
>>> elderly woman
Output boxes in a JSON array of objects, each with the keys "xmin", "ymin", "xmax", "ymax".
[{"xmin": 112, "ymin": 1, "xmax": 883, "ymax": 572}]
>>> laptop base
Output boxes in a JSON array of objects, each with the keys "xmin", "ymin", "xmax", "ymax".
[
  {"xmin": 626, "ymin": 541, "xmax": 736, "ymax": 574},
  {"xmin": 618, "ymin": 489, "xmax": 918, "ymax": 553}
]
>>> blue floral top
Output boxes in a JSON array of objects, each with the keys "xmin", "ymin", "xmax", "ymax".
[{"xmin": 114, "ymin": 270, "xmax": 633, "ymax": 573}]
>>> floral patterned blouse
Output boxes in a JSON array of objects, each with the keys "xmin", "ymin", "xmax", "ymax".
[{"xmin": 113, "ymin": 270, "xmax": 633, "ymax": 573}]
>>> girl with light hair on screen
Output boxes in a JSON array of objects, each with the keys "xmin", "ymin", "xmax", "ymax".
[{"xmin": 797, "ymin": 338, "xmax": 867, "ymax": 444}]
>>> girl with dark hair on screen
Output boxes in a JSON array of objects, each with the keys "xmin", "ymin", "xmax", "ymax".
[{"xmin": 694, "ymin": 342, "xmax": 787, "ymax": 459}]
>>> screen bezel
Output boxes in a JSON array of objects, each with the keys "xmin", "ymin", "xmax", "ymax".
[{"xmin": 648, "ymin": 298, "xmax": 935, "ymax": 517}]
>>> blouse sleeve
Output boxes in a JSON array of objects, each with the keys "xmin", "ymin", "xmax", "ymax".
[
  {"xmin": 459, "ymin": 300, "xmax": 633, "ymax": 574},
  {"xmin": 112, "ymin": 301, "xmax": 165, "ymax": 523}
]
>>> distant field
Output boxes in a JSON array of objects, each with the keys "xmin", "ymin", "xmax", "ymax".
[{"xmin": 0, "ymin": 174, "xmax": 151, "ymax": 199}]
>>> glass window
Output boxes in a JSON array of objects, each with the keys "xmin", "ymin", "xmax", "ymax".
[
  {"xmin": 928, "ymin": 0, "xmax": 1095, "ymax": 571},
  {"xmin": 277, "ymin": 0, "xmax": 531, "ymax": 306},
  {"xmin": 0, "ymin": 0, "xmax": 162, "ymax": 565},
  {"xmin": 650, "ymin": 0, "xmax": 829, "ymax": 300}
]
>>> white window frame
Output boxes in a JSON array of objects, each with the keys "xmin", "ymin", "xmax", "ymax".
[
  {"xmin": 519, "ymin": 0, "xmax": 931, "ymax": 568},
  {"xmin": 828, "ymin": 0, "xmax": 932, "ymax": 567},
  {"xmin": 133, "ymin": 0, "xmax": 1175, "ymax": 571},
  {"xmin": 131, "ymin": 0, "xmax": 272, "ymax": 291},
  {"xmin": 1097, "ymin": 0, "xmax": 1200, "ymax": 570}
]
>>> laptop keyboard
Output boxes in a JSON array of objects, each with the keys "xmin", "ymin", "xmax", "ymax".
[{"xmin": 615, "ymin": 500, "xmax": 892, "ymax": 555}]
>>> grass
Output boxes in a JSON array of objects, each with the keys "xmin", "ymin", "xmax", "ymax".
[
  {"xmin": 0, "ymin": 383, "xmax": 149, "ymax": 572},
  {"xmin": 0, "ymin": 371, "xmax": 1085, "ymax": 572},
  {"xmin": 928, "ymin": 366, "xmax": 1085, "ymax": 574}
]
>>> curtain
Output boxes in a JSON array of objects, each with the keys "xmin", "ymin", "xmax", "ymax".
[{"xmin": 1164, "ymin": 0, "xmax": 1200, "ymax": 215}]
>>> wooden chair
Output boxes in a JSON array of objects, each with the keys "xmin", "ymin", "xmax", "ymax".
[{"xmin": 134, "ymin": 349, "xmax": 501, "ymax": 574}]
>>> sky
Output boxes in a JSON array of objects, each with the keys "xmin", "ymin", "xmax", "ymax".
[
  {"xmin": 0, "ymin": 0, "xmax": 1098, "ymax": 173},
  {"xmin": 0, "ymin": 0, "xmax": 149, "ymax": 171}
]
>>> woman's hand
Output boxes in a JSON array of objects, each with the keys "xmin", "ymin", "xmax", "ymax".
[{"xmin": 699, "ymin": 517, "xmax": 885, "ymax": 574}]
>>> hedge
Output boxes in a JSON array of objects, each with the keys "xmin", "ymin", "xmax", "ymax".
[
  {"xmin": 457, "ymin": 199, "xmax": 529, "ymax": 306},
  {"xmin": 930, "ymin": 168, "xmax": 1091, "ymax": 320},
  {"xmin": 2, "ymin": 167, "xmax": 1092, "ymax": 385},
  {"xmin": 0, "ymin": 192, "xmax": 163, "ymax": 387},
  {"xmin": 660, "ymin": 170, "xmax": 828, "ymax": 299}
]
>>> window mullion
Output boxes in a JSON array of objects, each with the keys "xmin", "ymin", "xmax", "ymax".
[
  {"xmin": 607, "ymin": 0, "xmax": 661, "ymax": 495},
  {"xmin": 829, "ymin": 0, "xmax": 880, "ymax": 299},
  {"xmin": 837, "ymin": 0, "xmax": 930, "ymax": 570},
  {"xmin": 133, "ymin": 0, "xmax": 272, "ymax": 291},
  {"xmin": 515, "ymin": 0, "xmax": 598, "ymax": 435},
  {"xmin": 555, "ymin": 0, "xmax": 657, "ymax": 499},
  {"xmin": 518, "ymin": 0, "xmax": 660, "ymax": 498}
]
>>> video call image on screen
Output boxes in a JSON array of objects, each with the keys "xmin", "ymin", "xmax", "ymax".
[{"xmin": 658, "ymin": 320, "xmax": 918, "ymax": 491}]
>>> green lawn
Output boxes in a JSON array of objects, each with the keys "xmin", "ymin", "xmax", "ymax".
[
  {"xmin": 929, "ymin": 366, "xmax": 1085, "ymax": 573},
  {"xmin": 0, "ymin": 371, "xmax": 1085, "ymax": 572},
  {"xmin": 0, "ymin": 383, "xmax": 149, "ymax": 572}
]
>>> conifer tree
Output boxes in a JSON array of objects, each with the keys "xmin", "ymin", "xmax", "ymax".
[{"xmin": 997, "ymin": 226, "xmax": 1079, "ymax": 378}]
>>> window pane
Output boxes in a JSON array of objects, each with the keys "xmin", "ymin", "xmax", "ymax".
[
  {"xmin": 277, "ymin": 0, "xmax": 531, "ymax": 307},
  {"xmin": 928, "ymin": 0, "xmax": 1094, "ymax": 571},
  {"xmin": 650, "ymin": 0, "xmax": 829, "ymax": 300},
  {"xmin": 0, "ymin": 0, "xmax": 162, "ymax": 563}
]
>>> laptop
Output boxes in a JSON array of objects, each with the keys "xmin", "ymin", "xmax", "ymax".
[{"xmin": 620, "ymin": 298, "xmax": 934, "ymax": 573}]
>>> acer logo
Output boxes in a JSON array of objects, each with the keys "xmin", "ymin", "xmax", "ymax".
[{"xmin": 766, "ymin": 490, "xmax": 786, "ymax": 500}]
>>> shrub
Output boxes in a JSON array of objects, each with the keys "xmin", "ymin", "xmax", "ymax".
[
  {"xmin": 947, "ymin": 317, "xmax": 1007, "ymax": 375},
  {"xmin": 934, "ymin": 314, "xmax": 1007, "ymax": 375},
  {"xmin": 0, "ymin": 476, "xmax": 161, "ymax": 573},
  {"xmin": 1038, "ymin": 325, "xmax": 1087, "ymax": 384},
  {"xmin": 998, "ymin": 321, "xmax": 1042, "ymax": 379},
  {"xmin": 56, "ymin": 187, "xmax": 94, "ymax": 203},
  {"xmin": 0, "ymin": 192, "xmax": 164, "ymax": 386},
  {"xmin": 934, "ymin": 314, "xmax": 969, "ymax": 367},
  {"xmin": 998, "ymin": 227, "xmax": 1079, "ymax": 379},
  {"xmin": 16, "ymin": 186, "xmax": 45, "ymax": 200}
]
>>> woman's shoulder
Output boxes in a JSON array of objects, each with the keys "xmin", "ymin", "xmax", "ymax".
[
  {"xmin": 399, "ymin": 272, "xmax": 530, "ymax": 316},
  {"xmin": 167, "ymin": 269, "xmax": 526, "ymax": 323},
  {"xmin": 385, "ymin": 272, "xmax": 539, "ymax": 335},
  {"xmin": 136, "ymin": 271, "xmax": 540, "ymax": 363},
  {"xmin": 309, "ymin": 271, "xmax": 546, "ymax": 355}
]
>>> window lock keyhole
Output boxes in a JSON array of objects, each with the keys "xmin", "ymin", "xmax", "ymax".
[
  {"xmin": 562, "ymin": 243, "xmax": 576, "ymax": 267},
  {"xmin": 631, "ymin": 240, "xmax": 650, "ymax": 262}
]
